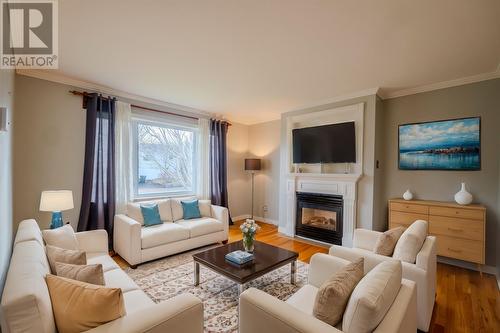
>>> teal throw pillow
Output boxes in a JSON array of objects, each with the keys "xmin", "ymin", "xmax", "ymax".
[
  {"xmin": 140, "ymin": 204, "xmax": 162, "ymax": 227},
  {"xmin": 181, "ymin": 200, "xmax": 201, "ymax": 220}
]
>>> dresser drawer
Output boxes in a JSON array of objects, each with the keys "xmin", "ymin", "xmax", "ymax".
[
  {"xmin": 434, "ymin": 235, "xmax": 484, "ymax": 264},
  {"xmin": 390, "ymin": 211, "xmax": 428, "ymax": 227},
  {"xmin": 429, "ymin": 216, "xmax": 484, "ymax": 241},
  {"xmin": 390, "ymin": 202, "xmax": 428, "ymax": 214},
  {"xmin": 429, "ymin": 206, "xmax": 484, "ymax": 220}
]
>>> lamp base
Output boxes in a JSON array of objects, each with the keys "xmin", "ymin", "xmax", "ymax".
[{"xmin": 50, "ymin": 211, "xmax": 64, "ymax": 229}]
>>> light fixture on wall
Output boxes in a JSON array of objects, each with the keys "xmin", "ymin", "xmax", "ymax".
[
  {"xmin": 39, "ymin": 190, "xmax": 74, "ymax": 229},
  {"xmin": 244, "ymin": 158, "xmax": 261, "ymax": 220}
]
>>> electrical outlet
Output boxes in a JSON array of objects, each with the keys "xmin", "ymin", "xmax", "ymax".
[{"xmin": 263, "ymin": 205, "xmax": 268, "ymax": 213}]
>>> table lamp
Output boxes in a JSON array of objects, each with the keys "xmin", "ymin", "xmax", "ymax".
[
  {"xmin": 244, "ymin": 158, "xmax": 261, "ymax": 219},
  {"xmin": 40, "ymin": 190, "xmax": 74, "ymax": 229}
]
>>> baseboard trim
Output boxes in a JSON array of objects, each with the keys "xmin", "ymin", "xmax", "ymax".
[
  {"xmin": 232, "ymin": 214, "xmax": 278, "ymax": 225},
  {"xmin": 437, "ymin": 256, "xmax": 497, "ymax": 275}
]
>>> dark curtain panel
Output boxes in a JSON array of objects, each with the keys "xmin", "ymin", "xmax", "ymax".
[
  {"xmin": 210, "ymin": 119, "xmax": 233, "ymax": 225},
  {"xmin": 78, "ymin": 94, "xmax": 116, "ymax": 247}
]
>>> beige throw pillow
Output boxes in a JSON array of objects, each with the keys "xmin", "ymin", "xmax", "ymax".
[
  {"xmin": 42, "ymin": 224, "xmax": 79, "ymax": 250},
  {"xmin": 198, "ymin": 199, "xmax": 212, "ymax": 217},
  {"xmin": 46, "ymin": 245, "xmax": 86, "ymax": 273},
  {"xmin": 55, "ymin": 262, "xmax": 105, "ymax": 285},
  {"xmin": 45, "ymin": 274, "xmax": 125, "ymax": 333},
  {"xmin": 313, "ymin": 258, "xmax": 364, "ymax": 326},
  {"xmin": 342, "ymin": 260, "xmax": 402, "ymax": 333},
  {"xmin": 373, "ymin": 227, "xmax": 405, "ymax": 256},
  {"xmin": 393, "ymin": 220, "xmax": 428, "ymax": 263}
]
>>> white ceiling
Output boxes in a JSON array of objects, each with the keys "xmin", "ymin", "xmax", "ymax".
[{"xmin": 54, "ymin": 0, "xmax": 500, "ymax": 124}]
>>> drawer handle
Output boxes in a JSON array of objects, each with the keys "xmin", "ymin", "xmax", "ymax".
[
  {"xmin": 448, "ymin": 248, "xmax": 462, "ymax": 253},
  {"xmin": 448, "ymin": 227, "xmax": 463, "ymax": 232}
]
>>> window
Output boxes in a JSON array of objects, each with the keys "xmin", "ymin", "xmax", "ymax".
[{"xmin": 133, "ymin": 119, "xmax": 197, "ymax": 198}]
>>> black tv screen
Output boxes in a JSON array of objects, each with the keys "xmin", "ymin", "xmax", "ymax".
[{"xmin": 292, "ymin": 122, "xmax": 356, "ymax": 163}]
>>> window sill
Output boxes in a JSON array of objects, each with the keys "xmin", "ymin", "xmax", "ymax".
[{"xmin": 132, "ymin": 193, "xmax": 197, "ymax": 202}]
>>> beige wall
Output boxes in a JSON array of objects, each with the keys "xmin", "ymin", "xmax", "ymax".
[
  {"xmin": 380, "ymin": 78, "xmax": 500, "ymax": 266},
  {"xmin": 248, "ymin": 120, "xmax": 281, "ymax": 223},
  {"xmin": 227, "ymin": 122, "xmax": 252, "ymax": 219},
  {"xmin": 13, "ymin": 75, "xmax": 86, "ymax": 229},
  {"xmin": 0, "ymin": 69, "xmax": 15, "ymax": 295}
]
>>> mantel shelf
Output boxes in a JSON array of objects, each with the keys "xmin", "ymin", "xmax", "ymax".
[{"xmin": 287, "ymin": 173, "xmax": 362, "ymax": 182}]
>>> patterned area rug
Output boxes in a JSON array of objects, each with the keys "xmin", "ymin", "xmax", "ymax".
[{"xmin": 125, "ymin": 246, "xmax": 308, "ymax": 333}]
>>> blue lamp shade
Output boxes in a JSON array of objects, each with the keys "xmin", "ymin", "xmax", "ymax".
[{"xmin": 40, "ymin": 190, "xmax": 74, "ymax": 229}]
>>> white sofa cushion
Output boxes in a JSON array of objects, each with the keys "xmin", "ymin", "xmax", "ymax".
[
  {"xmin": 104, "ymin": 269, "xmax": 140, "ymax": 293},
  {"xmin": 87, "ymin": 253, "xmax": 122, "ymax": 272},
  {"xmin": 171, "ymin": 197, "xmax": 197, "ymax": 221},
  {"xmin": 141, "ymin": 222, "xmax": 190, "ymax": 249},
  {"xmin": 393, "ymin": 220, "xmax": 428, "ymax": 263},
  {"xmin": 0, "ymin": 240, "xmax": 56, "ymax": 333},
  {"xmin": 42, "ymin": 224, "xmax": 79, "ymax": 250},
  {"xmin": 199, "ymin": 200, "xmax": 212, "ymax": 217},
  {"xmin": 286, "ymin": 284, "xmax": 318, "ymax": 316},
  {"xmin": 342, "ymin": 260, "xmax": 402, "ymax": 333},
  {"xmin": 176, "ymin": 218, "xmax": 224, "ymax": 238},
  {"xmin": 122, "ymin": 290, "xmax": 155, "ymax": 314},
  {"xmin": 127, "ymin": 199, "xmax": 173, "ymax": 225}
]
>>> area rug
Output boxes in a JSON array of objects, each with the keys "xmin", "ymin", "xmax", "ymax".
[{"xmin": 125, "ymin": 246, "xmax": 309, "ymax": 333}]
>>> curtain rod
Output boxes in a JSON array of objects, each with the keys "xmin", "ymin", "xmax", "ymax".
[{"xmin": 69, "ymin": 90, "xmax": 231, "ymax": 125}]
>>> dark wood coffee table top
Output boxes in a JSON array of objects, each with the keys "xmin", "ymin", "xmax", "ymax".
[{"xmin": 192, "ymin": 241, "xmax": 298, "ymax": 284}]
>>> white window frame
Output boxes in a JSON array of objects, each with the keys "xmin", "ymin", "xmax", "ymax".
[{"xmin": 131, "ymin": 117, "xmax": 198, "ymax": 200}]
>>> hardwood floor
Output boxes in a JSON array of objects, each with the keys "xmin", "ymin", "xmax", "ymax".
[{"xmin": 113, "ymin": 219, "xmax": 500, "ymax": 332}]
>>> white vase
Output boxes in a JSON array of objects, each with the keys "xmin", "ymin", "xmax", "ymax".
[
  {"xmin": 454, "ymin": 183, "xmax": 473, "ymax": 205},
  {"xmin": 403, "ymin": 189, "xmax": 413, "ymax": 201}
]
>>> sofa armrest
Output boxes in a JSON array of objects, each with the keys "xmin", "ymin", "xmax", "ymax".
[
  {"xmin": 308, "ymin": 253, "xmax": 350, "ymax": 288},
  {"xmin": 352, "ymin": 229, "xmax": 382, "ymax": 251},
  {"xmin": 239, "ymin": 288, "xmax": 342, "ymax": 333},
  {"xmin": 211, "ymin": 205, "xmax": 229, "ymax": 238},
  {"xmin": 113, "ymin": 214, "xmax": 142, "ymax": 266},
  {"xmin": 75, "ymin": 229, "xmax": 109, "ymax": 254},
  {"xmin": 85, "ymin": 294, "xmax": 203, "ymax": 333},
  {"xmin": 374, "ymin": 279, "xmax": 417, "ymax": 333},
  {"xmin": 416, "ymin": 236, "xmax": 436, "ymax": 272}
]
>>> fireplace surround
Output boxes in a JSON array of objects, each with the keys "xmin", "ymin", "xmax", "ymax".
[{"xmin": 295, "ymin": 192, "xmax": 343, "ymax": 245}]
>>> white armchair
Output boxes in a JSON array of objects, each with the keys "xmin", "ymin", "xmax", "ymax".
[
  {"xmin": 239, "ymin": 254, "xmax": 417, "ymax": 333},
  {"xmin": 329, "ymin": 228, "xmax": 436, "ymax": 332}
]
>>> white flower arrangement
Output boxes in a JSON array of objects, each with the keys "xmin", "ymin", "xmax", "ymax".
[{"xmin": 240, "ymin": 219, "xmax": 260, "ymax": 236}]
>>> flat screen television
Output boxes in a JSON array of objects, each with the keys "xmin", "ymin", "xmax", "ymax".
[{"xmin": 292, "ymin": 122, "xmax": 356, "ymax": 163}]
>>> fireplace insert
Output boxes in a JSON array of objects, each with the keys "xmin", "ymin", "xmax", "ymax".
[{"xmin": 295, "ymin": 192, "xmax": 343, "ymax": 245}]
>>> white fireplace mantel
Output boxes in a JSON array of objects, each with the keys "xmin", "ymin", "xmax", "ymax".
[{"xmin": 280, "ymin": 172, "xmax": 361, "ymax": 247}]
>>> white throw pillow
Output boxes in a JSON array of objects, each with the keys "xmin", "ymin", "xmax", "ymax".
[
  {"xmin": 392, "ymin": 220, "xmax": 428, "ymax": 263},
  {"xmin": 342, "ymin": 260, "xmax": 402, "ymax": 333},
  {"xmin": 198, "ymin": 200, "xmax": 212, "ymax": 218},
  {"xmin": 42, "ymin": 224, "xmax": 79, "ymax": 250}
]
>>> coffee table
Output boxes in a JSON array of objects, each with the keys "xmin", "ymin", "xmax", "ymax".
[{"xmin": 192, "ymin": 241, "xmax": 299, "ymax": 295}]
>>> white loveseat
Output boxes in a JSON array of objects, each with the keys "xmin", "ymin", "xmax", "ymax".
[
  {"xmin": 329, "ymin": 228, "xmax": 436, "ymax": 332},
  {"xmin": 114, "ymin": 197, "xmax": 229, "ymax": 267},
  {"xmin": 0, "ymin": 219, "xmax": 204, "ymax": 333},
  {"xmin": 239, "ymin": 253, "xmax": 417, "ymax": 333}
]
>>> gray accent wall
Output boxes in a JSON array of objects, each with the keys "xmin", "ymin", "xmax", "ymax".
[
  {"xmin": 380, "ymin": 78, "xmax": 500, "ymax": 267},
  {"xmin": 0, "ymin": 69, "xmax": 14, "ymax": 297}
]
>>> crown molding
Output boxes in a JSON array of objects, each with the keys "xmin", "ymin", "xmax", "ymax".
[
  {"xmin": 380, "ymin": 68, "xmax": 500, "ymax": 100},
  {"xmin": 15, "ymin": 69, "xmax": 213, "ymax": 117}
]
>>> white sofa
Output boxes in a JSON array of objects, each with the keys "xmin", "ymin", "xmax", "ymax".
[
  {"xmin": 0, "ymin": 219, "xmax": 204, "ymax": 333},
  {"xmin": 114, "ymin": 197, "xmax": 229, "ymax": 267},
  {"xmin": 239, "ymin": 253, "xmax": 417, "ymax": 333},
  {"xmin": 329, "ymin": 228, "xmax": 436, "ymax": 332}
]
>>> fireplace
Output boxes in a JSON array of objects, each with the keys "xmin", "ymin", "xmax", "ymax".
[{"xmin": 295, "ymin": 192, "xmax": 343, "ymax": 245}]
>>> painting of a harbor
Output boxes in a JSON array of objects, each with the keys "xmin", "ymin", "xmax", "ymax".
[{"xmin": 399, "ymin": 117, "xmax": 480, "ymax": 170}]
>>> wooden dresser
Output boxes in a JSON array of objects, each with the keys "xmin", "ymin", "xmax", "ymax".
[{"xmin": 388, "ymin": 199, "xmax": 486, "ymax": 264}]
